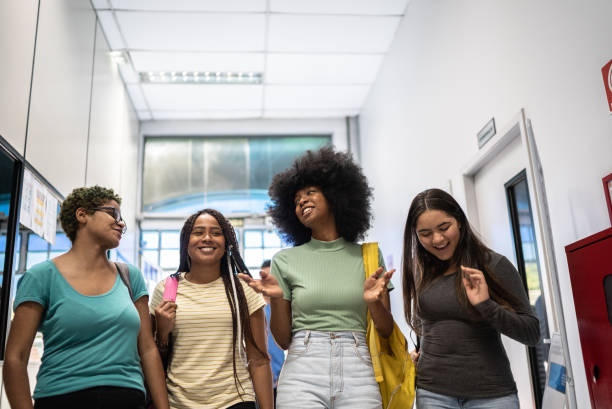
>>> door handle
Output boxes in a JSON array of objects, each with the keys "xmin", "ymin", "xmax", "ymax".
[{"xmin": 592, "ymin": 364, "xmax": 599, "ymax": 384}]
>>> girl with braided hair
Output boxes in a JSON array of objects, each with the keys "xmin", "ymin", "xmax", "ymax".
[{"xmin": 150, "ymin": 209, "xmax": 273, "ymax": 409}]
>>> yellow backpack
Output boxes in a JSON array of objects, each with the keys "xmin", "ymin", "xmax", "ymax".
[{"xmin": 362, "ymin": 242, "xmax": 416, "ymax": 409}]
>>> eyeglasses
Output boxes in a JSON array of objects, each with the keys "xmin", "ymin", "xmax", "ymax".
[{"xmin": 92, "ymin": 206, "xmax": 127, "ymax": 234}]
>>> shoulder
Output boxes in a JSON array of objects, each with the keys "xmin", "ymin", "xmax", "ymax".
[
  {"xmin": 487, "ymin": 251, "xmax": 519, "ymax": 279},
  {"xmin": 25, "ymin": 260, "xmax": 56, "ymax": 278}
]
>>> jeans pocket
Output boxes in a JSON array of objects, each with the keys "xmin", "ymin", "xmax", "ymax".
[
  {"xmin": 287, "ymin": 338, "xmax": 311, "ymax": 359},
  {"xmin": 353, "ymin": 343, "xmax": 373, "ymax": 365}
]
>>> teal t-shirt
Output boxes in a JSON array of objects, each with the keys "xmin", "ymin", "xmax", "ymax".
[
  {"xmin": 13, "ymin": 260, "xmax": 148, "ymax": 398},
  {"xmin": 271, "ymin": 238, "xmax": 391, "ymax": 333}
]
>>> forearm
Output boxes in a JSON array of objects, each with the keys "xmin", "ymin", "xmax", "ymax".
[
  {"xmin": 475, "ymin": 299, "xmax": 540, "ymax": 345},
  {"xmin": 269, "ymin": 299, "xmax": 292, "ymax": 349},
  {"xmin": 140, "ymin": 342, "xmax": 169, "ymax": 409},
  {"xmin": 249, "ymin": 358, "xmax": 274, "ymax": 409},
  {"xmin": 367, "ymin": 299, "xmax": 394, "ymax": 338},
  {"xmin": 3, "ymin": 358, "xmax": 34, "ymax": 409}
]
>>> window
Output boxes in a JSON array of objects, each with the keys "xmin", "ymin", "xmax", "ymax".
[{"xmin": 243, "ymin": 229, "xmax": 284, "ymax": 277}]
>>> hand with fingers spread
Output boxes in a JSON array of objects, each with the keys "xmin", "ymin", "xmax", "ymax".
[
  {"xmin": 154, "ymin": 300, "xmax": 177, "ymax": 339},
  {"xmin": 461, "ymin": 265, "xmax": 490, "ymax": 305},
  {"xmin": 238, "ymin": 269, "xmax": 284, "ymax": 299},
  {"xmin": 363, "ymin": 267, "xmax": 395, "ymax": 304}
]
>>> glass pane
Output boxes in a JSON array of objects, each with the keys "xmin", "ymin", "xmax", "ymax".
[
  {"xmin": 205, "ymin": 138, "xmax": 248, "ymax": 193},
  {"xmin": 27, "ymin": 252, "xmax": 48, "ymax": 269},
  {"xmin": 244, "ymin": 248, "xmax": 264, "ymax": 270},
  {"xmin": 160, "ymin": 231, "xmax": 180, "ymax": 249},
  {"xmin": 142, "ymin": 250, "xmax": 159, "ymax": 265},
  {"xmin": 49, "ymin": 251, "xmax": 63, "ymax": 259},
  {"xmin": 141, "ymin": 231, "xmax": 159, "ymax": 249},
  {"xmin": 263, "ymin": 231, "xmax": 281, "ymax": 247},
  {"xmin": 28, "ymin": 234, "xmax": 48, "ymax": 251},
  {"xmin": 159, "ymin": 249, "xmax": 180, "ymax": 269},
  {"xmin": 50, "ymin": 233, "xmax": 71, "ymax": 251},
  {"xmin": 244, "ymin": 230, "xmax": 262, "ymax": 248},
  {"xmin": 263, "ymin": 247, "xmax": 281, "ymax": 261}
]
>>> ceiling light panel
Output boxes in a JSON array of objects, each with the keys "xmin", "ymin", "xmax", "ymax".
[
  {"xmin": 266, "ymin": 54, "xmax": 383, "ymax": 85},
  {"xmin": 270, "ymin": 0, "xmax": 409, "ymax": 15},
  {"xmin": 268, "ymin": 14, "xmax": 401, "ymax": 53},
  {"xmin": 142, "ymin": 84, "xmax": 263, "ymax": 110},
  {"xmin": 109, "ymin": 0, "xmax": 266, "ymax": 12},
  {"xmin": 151, "ymin": 110, "xmax": 262, "ymax": 120},
  {"xmin": 96, "ymin": 11, "xmax": 126, "ymax": 49},
  {"xmin": 130, "ymin": 51, "xmax": 265, "ymax": 73},
  {"xmin": 264, "ymin": 85, "xmax": 369, "ymax": 110},
  {"xmin": 116, "ymin": 11, "xmax": 266, "ymax": 51},
  {"xmin": 140, "ymin": 71, "xmax": 262, "ymax": 85}
]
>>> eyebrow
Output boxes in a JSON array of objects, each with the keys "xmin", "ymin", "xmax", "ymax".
[{"xmin": 417, "ymin": 221, "xmax": 451, "ymax": 233}]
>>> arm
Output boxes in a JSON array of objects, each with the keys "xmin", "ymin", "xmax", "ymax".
[
  {"xmin": 269, "ymin": 298, "xmax": 292, "ymax": 349},
  {"xmin": 246, "ymin": 307, "xmax": 274, "ymax": 409},
  {"xmin": 3, "ymin": 302, "xmax": 43, "ymax": 409},
  {"xmin": 364, "ymin": 268, "xmax": 395, "ymax": 338},
  {"xmin": 135, "ymin": 297, "xmax": 169, "ymax": 409},
  {"xmin": 462, "ymin": 256, "xmax": 540, "ymax": 346}
]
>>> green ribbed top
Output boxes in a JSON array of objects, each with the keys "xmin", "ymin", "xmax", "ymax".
[{"xmin": 270, "ymin": 238, "xmax": 388, "ymax": 332}]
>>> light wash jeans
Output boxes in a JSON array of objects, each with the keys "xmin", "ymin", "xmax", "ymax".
[
  {"xmin": 276, "ymin": 330, "xmax": 382, "ymax": 409},
  {"xmin": 416, "ymin": 388, "xmax": 520, "ymax": 409}
]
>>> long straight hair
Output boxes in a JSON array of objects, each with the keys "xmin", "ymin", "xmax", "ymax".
[
  {"xmin": 402, "ymin": 189, "xmax": 522, "ymax": 334},
  {"xmin": 177, "ymin": 208, "xmax": 265, "ymax": 398}
]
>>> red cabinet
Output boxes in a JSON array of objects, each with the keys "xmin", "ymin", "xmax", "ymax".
[{"xmin": 566, "ymin": 228, "xmax": 612, "ymax": 409}]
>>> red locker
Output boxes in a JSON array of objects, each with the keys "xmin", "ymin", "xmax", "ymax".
[{"xmin": 565, "ymin": 227, "xmax": 612, "ymax": 409}]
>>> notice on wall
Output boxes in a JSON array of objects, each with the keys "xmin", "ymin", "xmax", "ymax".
[
  {"xmin": 542, "ymin": 332, "xmax": 568, "ymax": 409},
  {"xmin": 19, "ymin": 168, "xmax": 58, "ymax": 245}
]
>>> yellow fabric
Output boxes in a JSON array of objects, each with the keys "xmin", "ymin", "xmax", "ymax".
[{"xmin": 363, "ymin": 242, "xmax": 416, "ymax": 409}]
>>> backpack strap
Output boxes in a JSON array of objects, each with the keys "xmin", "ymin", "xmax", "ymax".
[{"xmin": 115, "ymin": 262, "xmax": 134, "ymax": 301}]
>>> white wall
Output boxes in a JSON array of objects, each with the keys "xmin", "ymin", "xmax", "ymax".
[
  {"xmin": 359, "ymin": 1, "xmax": 612, "ymax": 407},
  {"xmin": 140, "ymin": 118, "xmax": 349, "ymax": 151}
]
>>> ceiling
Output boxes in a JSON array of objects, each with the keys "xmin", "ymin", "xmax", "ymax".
[{"xmin": 92, "ymin": 0, "xmax": 410, "ymax": 121}]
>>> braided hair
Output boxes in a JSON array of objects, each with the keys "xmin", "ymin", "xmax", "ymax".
[{"xmin": 177, "ymin": 208, "xmax": 266, "ymax": 398}]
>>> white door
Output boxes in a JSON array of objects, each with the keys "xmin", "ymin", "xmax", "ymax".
[{"xmin": 471, "ymin": 136, "xmax": 536, "ymax": 409}]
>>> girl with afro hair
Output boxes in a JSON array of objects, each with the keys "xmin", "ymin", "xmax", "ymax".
[{"xmin": 240, "ymin": 146, "xmax": 394, "ymax": 409}]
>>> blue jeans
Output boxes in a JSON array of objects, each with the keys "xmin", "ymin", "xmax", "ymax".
[
  {"xmin": 276, "ymin": 330, "xmax": 382, "ymax": 409},
  {"xmin": 416, "ymin": 388, "xmax": 520, "ymax": 409}
]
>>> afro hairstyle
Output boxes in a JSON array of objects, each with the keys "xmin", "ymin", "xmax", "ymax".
[{"xmin": 268, "ymin": 145, "xmax": 373, "ymax": 245}]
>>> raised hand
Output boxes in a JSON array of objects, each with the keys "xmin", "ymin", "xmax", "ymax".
[
  {"xmin": 154, "ymin": 300, "xmax": 177, "ymax": 339},
  {"xmin": 461, "ymin": 265, "xmax": 490, "ymax": 305},
  {"xmin": 238, "ymin": 269, "xmax": 284, "ymax": 299},
  {"xmin": 363, "ymin": 267, "xmax": 395, "ymax": 304}
]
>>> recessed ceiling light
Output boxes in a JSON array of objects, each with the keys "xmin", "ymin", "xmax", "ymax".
[{"xmin": 139, "ymin": 71, "xmax": 263, "ymax": 85}]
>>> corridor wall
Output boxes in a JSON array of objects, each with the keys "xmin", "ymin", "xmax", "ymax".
[{"xmin": 359, "ymin": 1, "xmax": 612, "ymax": 408}]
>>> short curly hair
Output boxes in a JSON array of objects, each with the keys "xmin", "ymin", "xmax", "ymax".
[
  {"xmin": 60, "ymin": 186, "xmax": 122, "ymax": 242},
  {"xmin": 268, "ymin": 145, "xmax": 373, "ymax": 245}
]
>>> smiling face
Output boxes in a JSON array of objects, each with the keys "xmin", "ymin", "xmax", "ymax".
[
  {"xmin": 187, "ymin": 213, "xmax": 226, "ymax": 267},
  {"xmin": 415, "ymin": 209, "xmax": 461, "ymax": 262},
  {"xmin": 294, "ymin": 186, "xmax": 333, "ymax": 230}
]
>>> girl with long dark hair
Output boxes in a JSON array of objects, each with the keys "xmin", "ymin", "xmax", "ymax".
[
  {"xmin": 402, "ymin": 188, "xmax": 540, "ymax": 408},
  {"xmin": 150, "ymin": 209, "xmax": 273, "ymax": 409}
]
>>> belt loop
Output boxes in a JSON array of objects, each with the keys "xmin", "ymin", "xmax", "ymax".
[
  {"xmin": 352, "ymin": 332, "xmax": 359, "ymax": 346},
  {"xmin": 304, "ymin": 330, "xmax": 311, "ymax": 345}
]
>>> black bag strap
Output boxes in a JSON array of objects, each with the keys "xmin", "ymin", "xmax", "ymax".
[{"xmin": 114, "ymin": 262, "xmax": 134, "ymax": 301}]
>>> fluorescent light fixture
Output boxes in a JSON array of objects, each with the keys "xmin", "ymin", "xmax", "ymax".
[
  {"xmin": 109, "ymin": 50, "xmax": 129, "ymax": 65},
  {"xmin": 140, "ymin": 71, "xmax": 263, "ymax": 85}
]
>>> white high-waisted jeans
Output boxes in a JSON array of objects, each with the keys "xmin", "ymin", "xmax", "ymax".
[{"xmin": 276, "ymin": 330, "xmax": 382, "ymax": 409}]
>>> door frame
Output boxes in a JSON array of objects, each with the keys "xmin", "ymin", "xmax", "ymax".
[{"xmin": 457, "ymin": 109, "xmax": 577, "ymax": 409}]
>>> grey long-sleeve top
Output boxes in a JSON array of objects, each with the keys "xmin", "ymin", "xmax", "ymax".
[{"xmin": 416, "ymin": 252, "xmax": 540, "ymax": 399}]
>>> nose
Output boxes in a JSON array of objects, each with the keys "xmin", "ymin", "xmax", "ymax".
[{"xmin": 432, "ymin": 231, "xmax": 445, "ymax": 244}]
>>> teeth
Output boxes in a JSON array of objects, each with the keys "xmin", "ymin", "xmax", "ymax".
[{"xmin": 303, "ymin": 207, "xmax": 313, "ymax": 216}]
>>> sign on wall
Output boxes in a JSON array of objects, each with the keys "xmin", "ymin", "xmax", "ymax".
[
  {"xmin": 602, "ymin": 59, "xmax": 612, "ymax": 114},
  {"xmin": 20, "ymin": 168, "xmax": 58, "ymax": 244}
]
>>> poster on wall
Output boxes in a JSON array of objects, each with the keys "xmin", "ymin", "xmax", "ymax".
[{"xmin": 19, "ymin": 168, "xmax": 58, "ymax": 245}]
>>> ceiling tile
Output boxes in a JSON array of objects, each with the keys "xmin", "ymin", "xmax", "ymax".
[
  {"xmin": 151, "ymin": 110, "xmax": 263, "ymax": 120},
  {"xmin": 110, "ymin": 0, "xmax": 266, "ymax": 12},
  {"xmin": 268, "ymin": 14, "xmax": 401, "ymax": 53},
  {"xmin": 116, "ymin": 11, "xmax": 266, "ymax": 51},
  {"xmin": 126, "ymin": 84, "xmax": 149, "ymax": 110},
  {"xmin": 270, "ymin": 0, "xmax": 409, "ymax": 15},
  {"xmin": 264, "ymin": 85, "xmax": 369, "ymax": 110},
  {"xmin": 97, "ymin": 11, "xmax": 126, "ymax": 49},
  {"xmin": 143, "ymin": 84, "xmax": 263, "ymax": 110},
  {"xmin": 130, "ymin": 51, "xmax": 265, "ymax": 73},
  {"xmin": 266, "ymin": 53, "xmax": 383, "ymax": 84}
]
